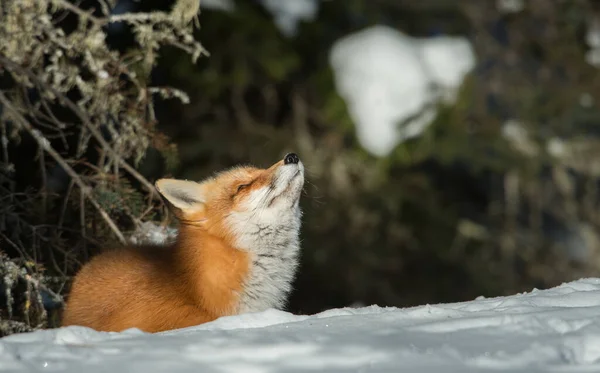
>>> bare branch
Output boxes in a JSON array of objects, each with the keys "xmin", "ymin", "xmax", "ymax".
[
  {"xmin": 0, "ymin": 91, "xmax": 127, "ymax": 244},
  {"xmin": 0, "ymin": 0, "xmax": 206, "ymax": 333}
]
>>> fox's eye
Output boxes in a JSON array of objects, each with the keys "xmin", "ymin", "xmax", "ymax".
[{"xmin": 236, "ymin": 184, "xmax": 250, "ymax": 193}]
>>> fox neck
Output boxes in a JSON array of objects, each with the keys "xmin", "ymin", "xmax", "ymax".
[
  {"xmin": 174, "ymin": 214, "xmax": 301, "ymax": 316},
  {"xmin": 173, "ymin": 227, "xmax": 248, "ymax": 318},
  {"xmin": 233, "ymin": 213, "xmax": 302, "ymax": 314}
]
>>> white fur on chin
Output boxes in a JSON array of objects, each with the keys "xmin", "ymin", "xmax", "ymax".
[{"xmin": 226, "ymin": 161, "xmax": 304, "ymax": 314}]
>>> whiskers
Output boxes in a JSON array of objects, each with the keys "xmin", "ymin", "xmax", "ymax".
[{"xmin": 297, "ymin": 167, "xmax": 324, "ymax": 206}]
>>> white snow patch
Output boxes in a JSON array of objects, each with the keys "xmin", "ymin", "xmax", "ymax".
[
  {"xmin": 586, "ymin": 18, "xmax": 600, "ymax": 68},
  {"xmin": 547, "ymin": 137, "xmax": 567, "ymax": 158},
  {"xmin": 501, "ymin": 119, "xmax": 539, "ymax": 157},
  {"xmin": 418, "ymin": 36, "xmax": 477, "ymax": 103},
  {"xmin": 497, "ymin": 0, "xmax": 525, "ymax": 13},
  {"xmin": 200, "ymin": 0, "xmax": 235, "ymax": 13},
  {"xmin": 329, "ymin": 25, "xmax": 476, "ymax": 157},
  {"xmin": 586, "ymin": 49, "xmax": 600, "ymax": 68},
  {"xmin": 6, "ymin": 279, "xmax": 600, "ymax": 371},
  {"xmin": 587, "ymin": 19, "xmax": 600, "ymax": 49},
  {"xmin": 259, "ymin": 0, "xmax": 319, "ymax": 37},
  {"xmin": 128, "ymin": 221, "xmax": 177, "ymax": 245}
]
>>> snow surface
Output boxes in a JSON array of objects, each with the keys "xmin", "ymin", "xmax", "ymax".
[
  {"xmin": 5, "ymin": 279, "xmax": 600, "ymax": 372},
  {"xmin": 329, "ymin": 25, "xmax": 476, "ymax": 157}
]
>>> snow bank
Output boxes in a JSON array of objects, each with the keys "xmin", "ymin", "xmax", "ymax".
[
  {"xmin": 330, "ymin": 25, "xmax": 476, "ymax": 157},
  {"xmin": 5, "ymin": 279, "xmax": 600, "ymax": 372}
]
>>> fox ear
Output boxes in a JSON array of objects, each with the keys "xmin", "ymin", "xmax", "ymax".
[{"xmin": 155, "ymin": 179, "xmax": 206, "ymax": 216}]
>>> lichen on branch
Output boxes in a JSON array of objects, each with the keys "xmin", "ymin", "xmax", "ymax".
[{"xmin": 0, "ymin": 0, "xmax": 206, "ymax": 332}]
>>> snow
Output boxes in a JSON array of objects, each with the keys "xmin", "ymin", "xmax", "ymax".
[
  {"xmin": 497, "ymin": 0, "xmax": 525, "ymax": 13},
  {"xmin": 501, "ymin": 119, "xmax": 539, "ymax": 157},
  {"xmin": 259, "ymin": 0, "xmax": 319, "ymax": 37},
  {"xmin": 418, "ymin": 36, "xmax": 477, "ymax": 104},
  {"xmin": 199, "ymin": 0, "xmax": 318, "ymax": 35},
  {"xmin": 200, "ymin": 0, "xmax": 235, "ymax": 13},
  {"xmin": 6, "ymin": 279, "xmax": 600, "ymax": 371},
  {"xmin": 547, "ymin": 137, "xmax": 567, "ymax": 158},
  {"xmin": 329, "ymin": 26, "xmax": 476, "ymax": 157},
  {"xmin": 586, "ymin": 18, "xmax": 600, "ymax": 68},
  {"xmin": 128, "ymin": 221, "xmax": 177, "ymax": 245}
]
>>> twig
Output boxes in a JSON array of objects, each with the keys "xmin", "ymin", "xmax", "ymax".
[
  {"xmin": 1, "ymin": 122, "xmax": 9, "ymax": 167},
  {"xmin": 0, "ymin": 232, "xmax": 34, "ymax": 264},
  {"xmin": 0, "ymin": 91, "xmax": 126, "ymax": 243},
  {"xmin": 57, "ymin": 179, "xmax": 75, "ymax": 231},
  {"xmin": 0, "ymin": 56, "xmax": 159, "ymax": 200},
  {"xmin": 0, "ymin": 254, "xmax": 64, "ymax": 306},
  {"xmin": 49, "ymin": 0, "xmax": 103, "ymax": 26},
  {"xmin": 38, "ymin": 148, "xmax": 48, "ymax": 218}
]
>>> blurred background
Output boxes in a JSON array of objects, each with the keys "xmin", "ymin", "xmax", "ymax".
[{"xmin": 3, "ymin": 0, "xmax": 600, "ymax": 334}]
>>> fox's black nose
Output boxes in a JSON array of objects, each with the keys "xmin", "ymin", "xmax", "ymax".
[{"xmin": 284, "ymin": 153, "xmax": 299, "ymax": 165}]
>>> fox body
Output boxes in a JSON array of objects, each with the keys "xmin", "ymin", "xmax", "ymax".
[{"xmin": 62, "ymin": 153, "xmax": 304, "ymax": 333}]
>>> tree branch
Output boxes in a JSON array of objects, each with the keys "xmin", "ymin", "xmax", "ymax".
[
  {"xmin": 0, "ymin": 56, "xmax": 159, "ymax": 200},
  {"xmin": 0, "ymin": 91, "xmax": 126, "ymax": 244}
]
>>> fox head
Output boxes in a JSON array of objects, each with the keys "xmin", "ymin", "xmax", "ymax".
[{"xmin": 155, "ymin": 153, "xmax": 304, "ymax": 251}]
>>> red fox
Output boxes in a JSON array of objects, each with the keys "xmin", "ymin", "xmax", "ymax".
[{"xmin": 62, "ymin": 153, "xmax": 304, "ymax": 333}]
